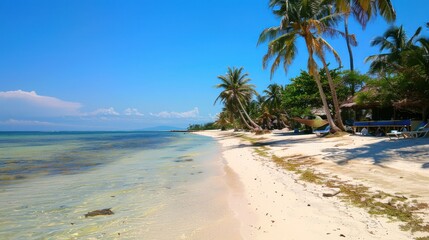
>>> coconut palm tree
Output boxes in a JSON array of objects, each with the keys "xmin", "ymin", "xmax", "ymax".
[
  {"xmin": 263, "ymin": 84, "xmax": 283, "ymax": 110},
  {"xmin": 258, "ymin": 0, "xmax": 345, "ymax": 132},
  {"xmin": 258, "ymin": 106, "xmax": 274, "ymax": 130},
  {"xmin": 366, "ymin": 25, "xmax": 429, "ymax": 120},
  {"xmin": 214, "ymin": 67, "xmax": 261, "ymax": 130},
  {"xmin": 365, "ymin": 25, "xmax": 422, "ymax": 74},
  {"xmin": 331, "ymin": 0, "xmax": 396, "ymax": 72},
  {"xmin": 215, "ymin": 109, "xmax": 232, "ymax": 130},
  {"xmin": 263, "ymin": 84, "xmax": 285, "ymax": 129}
]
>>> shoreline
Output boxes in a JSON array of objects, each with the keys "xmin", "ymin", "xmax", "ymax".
[{"xmin": 194, "ymin": 130, "xmax": 429, "ymax": 239}]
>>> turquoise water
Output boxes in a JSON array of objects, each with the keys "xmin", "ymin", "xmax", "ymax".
[{"xmin": 0, "ymin": 132, "xmax": 237, "ymax": 239}]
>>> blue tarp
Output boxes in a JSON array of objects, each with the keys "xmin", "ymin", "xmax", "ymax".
[{"xmin": 353, "ymin": 119, "xmax": 411, "ymax": 127}]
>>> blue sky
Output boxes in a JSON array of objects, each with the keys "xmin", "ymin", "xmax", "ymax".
[{"xmin": 0, "ymin": 0, "xmax": 427, "ymax": 130}]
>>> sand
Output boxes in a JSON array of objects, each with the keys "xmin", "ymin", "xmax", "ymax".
[{"xmin": 195, "ymin": 130, "xmax": 429, "ymax": 240}]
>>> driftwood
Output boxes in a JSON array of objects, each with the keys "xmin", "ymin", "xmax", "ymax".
[{"xmin": 85, "ymin": 208, "xmax": 114, "ymax": 218}]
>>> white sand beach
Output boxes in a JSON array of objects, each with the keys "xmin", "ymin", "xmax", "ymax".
[{"xmin": 195, "ymin": 130, "xmax": 429, "ymax": 240}]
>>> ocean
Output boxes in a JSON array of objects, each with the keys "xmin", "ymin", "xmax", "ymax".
[{"xmin": 0, "ymin": 131, "xmax": 239, "ymax": 239}]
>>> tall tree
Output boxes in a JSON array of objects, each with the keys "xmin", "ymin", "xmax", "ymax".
[
  {"xmin": 258, "ymin": 0, "xmax": 346, "ymax": 132},
  {"xmin": 364, "ymin": 25, "xmax": 429, "ymax": 120},
  {"xmin": 214, "ymin": 67, "xmax": 261, "ymax": 130},
  {"xmin": 331, "ymin": 0, "xmax": 396, "ymax": 72},
  {"xmin": 365, "ymin": 25, "xmax": 422, "ymax": 74},
  {"xmin": 263, "ymin": 84, "xmax": 286, "ymax": 129},
  {"xmin": 282, "ymin": 68, "xmax": 350, "ymax": 118}
]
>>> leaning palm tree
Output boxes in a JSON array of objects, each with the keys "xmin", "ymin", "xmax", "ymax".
[
  {"xmin": 258, "ymin": 0, "xmax": 345, "ymax": 132},
  {"xmin": 331, "ymin": 0, "xmax": 396, "ymax": 72},
  {"xmin": 214, "ymin": 67, "xmax": 261, "ymax": 130}
]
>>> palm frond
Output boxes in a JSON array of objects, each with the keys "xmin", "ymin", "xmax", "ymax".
[{"xmin": 376, "ymin": 0, "xmax": 396, "ymax": 22}]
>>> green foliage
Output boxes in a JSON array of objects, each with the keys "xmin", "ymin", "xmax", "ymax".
[
  {"xmin": 341, "ymin": 70, "xmax": 370, "ymax": 95},
  {"xmin": 215, "ymin": 67, "xmax": 261, "ymax": 130},
  {"xmin": 187, "ymin": 122, "xmax": 218, "ymax": 131},
  {"xmin": 282, "ymin": 68, "xmax": 351, "ymax": 117},
  {"xmin": 282, "ymin": 70, "xmax": 318, "ymax": 117},
  {"xmin": 363, "ymin": 24, "xmax": 429, "ymax": 119},
  {"xmin": 355, "ymin": 76, "xmax": 400, "ymax": 107}
]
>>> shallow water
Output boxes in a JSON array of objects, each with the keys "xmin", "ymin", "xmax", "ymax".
[{"xmin": 0, "ymin": 132, "xmax": 239, "ymax": 239}]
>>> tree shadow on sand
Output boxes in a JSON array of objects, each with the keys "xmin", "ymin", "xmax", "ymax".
[
  {"xmin": 322, "ymin": 138, "xmax": 429, "ymax": 169},
  {"xmin": 228, "ymin": 136, "xmax": 316, "ymax": 151}
]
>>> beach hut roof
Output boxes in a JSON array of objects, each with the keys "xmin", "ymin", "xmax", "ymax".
[{"xmin": 340, "ymin": 86, "xmax": 380, "ymax": 109}]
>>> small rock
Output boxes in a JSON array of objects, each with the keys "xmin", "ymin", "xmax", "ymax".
[
  {"xmin": 85, "ymin": 208, "xmax": 114, "ymax": 218},
  {"xmin": 174, "ymin": 158, "xmax": 193, "ymax": 163},
  {"xmin": 307, "ymin": 204, "xmax": 311, "ymax": 207},
  {"xmin": 340, "ymin": 234, "xmax": 345, "ymax": 237}
]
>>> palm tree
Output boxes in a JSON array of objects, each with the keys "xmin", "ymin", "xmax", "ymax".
[
  {"xmin": 331, "ymin": 0, "xmax": 396, "ymax": 72},
  {"xmin": 214, "ymin": 67, "xmax": 261, "ymax": 130},
  {"xmin": 263, "ymin": 84, "xmax": 283, "ymax": 111},
  {"xmin": 263, "ymin": 84, "xmax": 285, "ymax": 129},
  {"xmin": 215, "ymin": 109, "xmax": 232, "ymax": 130},
  {"xmin": 258, "ymin": 0, "xmax": 345, "ymax": 132},
  {"xmin": 366, "ymin": 25, "xmax": 429, "ymax": 120},
  {"xmin": 365, "ymin": 25, "xmax": 422, "ymax": 74},
  {"xmin": 258, "ymin": 106, "xmax": 274, "ymax": 130}
]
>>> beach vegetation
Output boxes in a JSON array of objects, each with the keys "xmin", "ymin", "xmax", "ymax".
[
  {"xmin": 187, "ymin": 122, "xmax": 218, "ymax": 131},
  {"xmin": 272, "ymin": 155, "xmax": 301, "ymax": 172},
  {"xmin": 299, "ymin": 169, "xmax": 323, "ymax": 183},
  {"xmin": 209, "ymin": 2, "xmax": 428, "ymax": 134},
  {"xmin": 262, "ymin": 84, "xmax": 289, "ymax": 129},
  {"xmin": 414, "ymin": 236, "xmax": 429, "ymax": 240},
  {"xmin": 415, "ymin": 236, "xmax": 429, "ymax": 240},
  {"xmin": 282, "ymin": 68, "xmax": 352, "ymax": 120},
  {"xmin": 254, "ymin": 146, "xmax": 270, "ymax": 157},
  {"xmin": 215, "ymin": 67, "xmax": 262, "ymax": 131},
  {"xmin": 258, "ymin": 0, "xmax": 349, "ymax": 132},
  {"xmin": 361, "ymin": 24, "xmax": 429, "ymax": 120},
  {"xmin": 266, "ymin": 153, "xmax": 429, "ymax": 234}
]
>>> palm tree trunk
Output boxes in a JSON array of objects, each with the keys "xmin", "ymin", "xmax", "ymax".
[
  {"xmin": 422, "ymin": 106, "xmax": 428, "ymax": 121},
  {"xmin": 237, "ymin": 108, "xmax": 253, "ymax": 130},
  {"xmin": 321, "ymin": 57, "xmax": 346, "ymax": 131},
  {"xmin": 344, "ymin": 16, "xmax": 354, "ymax": 72},
  {"xmin": 313, "ymin": 70, "xmax": 341, "ymax": 133},
  {"xmin": 305, "ymin": 40, "xmax": 340, "ymax": 133},
  {"xmin": 237, "ymin": 97, "xmax": 261, "ymax": 130}
]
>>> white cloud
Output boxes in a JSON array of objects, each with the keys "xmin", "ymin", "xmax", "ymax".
[
  {"xmin": 0, "ymin": 119, "xmax": 56, "ymax": 126},
  {"xmin": 124, "ymin": 108, "xmax": 144, "ymax": 116},
  {"xmin": 150, "ymin": 107, "xmax": 199, "ymax": 118},
  {"xmin": 0, "ymin": 90, "xmax": 81, "ymax": 117},
  {"xmin": 89, "ymin": 107, "xmax": 120, "ymax": 116}
]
